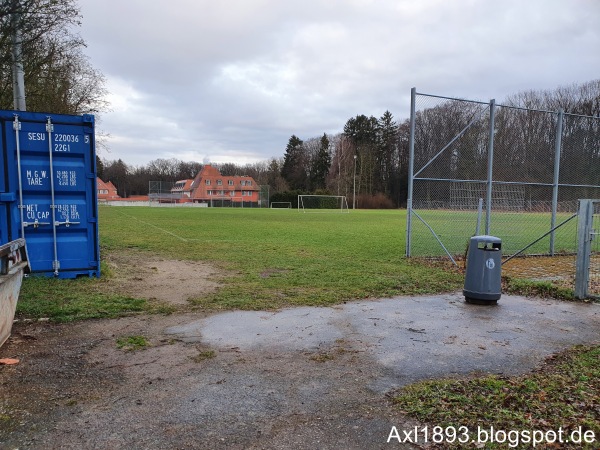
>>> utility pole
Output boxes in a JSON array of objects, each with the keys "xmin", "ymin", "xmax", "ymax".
[
  {"xmin": 353, "ymin": 154, "xmax": 357, "ymax": 209},
  {"xmin": 11, "ymin": 2, "xmax": 27, "ymax": 111}
]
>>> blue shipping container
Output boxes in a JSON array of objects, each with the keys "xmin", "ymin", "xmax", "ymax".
[{"xmin": 0, "ymin": 109, "xmax": 100, "ymax": 278}]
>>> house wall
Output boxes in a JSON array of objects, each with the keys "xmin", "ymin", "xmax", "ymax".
[{"xmin": 177, "ymin": 165, "xmax": 260, "ymax": 204}]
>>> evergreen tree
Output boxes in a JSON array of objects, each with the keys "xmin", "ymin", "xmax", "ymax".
[
  {"xmin": 280, "ymin": 134, "xmax": 307, "ymax": 190},
  {"xmin": 95, "ymin": 155, "xmax": 104, "ymax": 180},
  {"xmin": 310, "ymin": 133, "xmax": 331, "ymax": 190},
  {"xmin": 267, "ymin": 158, "xmax": 287, "ymax": 192},
  {"xmin": 377, "ymin": 110, "xmax": 398, "ymax": 195},
  {"xmin": 343, "ymin": 114, "xmax": 378, "ymax": 196}
]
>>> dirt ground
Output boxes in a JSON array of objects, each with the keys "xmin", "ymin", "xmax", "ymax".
[
  {"xmin": 100, "ymin": 249, "xmax": 223, "ymax": 305},
  {"xmin": 1, "ymin": 252, "xmax": 599, "ymax": 450}
]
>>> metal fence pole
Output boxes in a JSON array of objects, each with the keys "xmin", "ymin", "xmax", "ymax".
[
  {"xmin": 550, "ymin": 109, "xmax": 563, "ymax": 255},
  {"xmin": 485, "ymin": 99, "xmax": 495, "ymax": 235},
  {"xmin": 575, "ymin": 199, "xmax": 593, "ymax": 299},
  {"xmin": 406, "ymin": 87, "xmax": 416, "ymax": 257}
]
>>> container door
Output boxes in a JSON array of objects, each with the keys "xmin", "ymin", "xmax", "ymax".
[
  {"xmin": 0, "ymin": 126, "xmax": 13, "ymax": 244},
  {"xmin": 3, "ymin": 112, "xmax": 99, "ymax": 278}
]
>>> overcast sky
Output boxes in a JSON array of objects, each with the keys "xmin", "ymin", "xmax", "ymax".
[{"xmin": 78, "ymin": 0, "xmax": 600, "ymax": 167}]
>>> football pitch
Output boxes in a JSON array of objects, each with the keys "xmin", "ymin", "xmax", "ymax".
[
  {"xmin": 99, "ymin": 206, "xmax": 462, "ymax": 309},
  {"xmin": 98, "ymin": 205, "xmax": 583, "ymax": 310}
]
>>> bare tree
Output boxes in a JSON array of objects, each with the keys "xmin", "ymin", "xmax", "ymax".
[{"xmin": 0, "ymin": 0, "xmax": 108, "ymax": 114}]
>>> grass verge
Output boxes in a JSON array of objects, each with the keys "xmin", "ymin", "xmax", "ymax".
[
  {"xmin": 116, "ymin": 335, "xmax": 150, "ymax": 351},
  {"xmin": 391, "ymin": 344, "xmax": 600, "ymax": 449},
  {"xmin": 17, "ymin": 260, "xmax": 175, "ymax": 322},
  {"xmin": 504, "ymin": 276, "xmax": 579, "ymax": 301}
]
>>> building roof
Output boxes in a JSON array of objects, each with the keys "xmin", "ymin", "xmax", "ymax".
[
  {"xmin": 97, "ymin": 178, "xmax": 121, "ymax": 199},
  {"xmin": 191, "ymin": 167, "xmax": 257, "ymax": 200},
  {"xmin": 172, "ymin": 179, "xmax": 195, "ymax": 192},
  {"xmin": 169, "ymin": 165, "xmax": 259, "ymax": 201}
]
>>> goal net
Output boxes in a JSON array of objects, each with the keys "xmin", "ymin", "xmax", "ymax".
[
  {"xmin": 298, "ymin": 195, "xmax": 349, "ymax": 213},
  {"xmin": 450, "ymin": 182, "xmax": 526, "ymax": 211},
  {"xmin": 270, "ymin": 202, "xmax": 292, "ymax": 209}
]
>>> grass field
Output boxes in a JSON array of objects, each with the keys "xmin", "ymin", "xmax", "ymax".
[
  {"xmin": 17, "ymin": 206, "xmax": 585, "ymax": 322},
  {"xmin": 410, "ymin": 208, "xmax": 579, "ymax": 258},
  {"xmin": 98, "ymin": 206, "xmax": 461, "ymax": 309}
]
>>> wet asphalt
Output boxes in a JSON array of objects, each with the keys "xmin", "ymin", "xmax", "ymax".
[{"xmin": 166, "ymin": 292, "xmax": 600, "ymax": 392}]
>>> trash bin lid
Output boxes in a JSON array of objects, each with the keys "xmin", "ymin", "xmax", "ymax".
[{"xmin": 471, "ymin": 235, "xmax": 502, "ymax": 243}]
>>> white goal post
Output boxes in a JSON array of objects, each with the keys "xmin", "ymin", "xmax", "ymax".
[
  {"xmin": 298, "ymin": 195, "xmax": 349, "ymax": 213},
  {"xmin": 270, "ymin": 202, "xmax": 292, "ymax": 209}
]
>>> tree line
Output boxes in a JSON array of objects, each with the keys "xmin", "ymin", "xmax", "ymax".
[
  {"xmin": 102, "ymin": 79, "xmax": 599, "ymax": 207},
  {"xmin": 413, "ymin": 80, "xmax": 600, "ymax": 204},
  {"xmin": 276, "ymin": 111, "xmax": 410, "ymax": 207},
  {"xmin": 100, "ymin": 109, "xmax": 411, "ymax": 208}
]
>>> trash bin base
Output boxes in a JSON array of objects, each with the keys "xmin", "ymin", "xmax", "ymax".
[
  {"xmin": 465, "ymin": 296, "xmax": 499, "ymax": 305},
  {"xmin": 463, "ymin": 289, "xmax": 501, "ymax": 305}
]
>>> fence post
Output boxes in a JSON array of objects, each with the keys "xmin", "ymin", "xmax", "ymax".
[
  {"xmin": 575, "ymin": 199, "xmax": 593, "ymax": 299},
  {"xmin": 550, "ymin": 109, "xmax": 564, "ymax": 255},
  {"xmin": 485, "ymin": 99, "xmax": 495, "ymax": 235},
  {"xmin": 406, "ymin": 87, "xmax": 416, "ymax": 257}
]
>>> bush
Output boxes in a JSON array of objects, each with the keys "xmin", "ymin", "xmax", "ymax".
[
  {"xmin": 356, "ymin": 193, "xmax": 395, "ymax": 209},
  {"xmin": 270, "ymin": 190, "xmax": 308, "ymax": 208}
]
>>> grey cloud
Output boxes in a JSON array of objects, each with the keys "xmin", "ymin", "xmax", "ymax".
[{"xmin": 79, "ymin": 0, "xmax": 600, "ymax": 166}]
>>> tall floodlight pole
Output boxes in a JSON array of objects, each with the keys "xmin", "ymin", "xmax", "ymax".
[
  {"xmin": 11, "ymin": 4, "xmax": 27, "ymax": 111},
  {"xmin": 337, "ymin": 136, "xmax": 342, "ymax": 196},
  {"xmin": 353, "ymin": 154, "xmax": 357, "ymax": 209}
]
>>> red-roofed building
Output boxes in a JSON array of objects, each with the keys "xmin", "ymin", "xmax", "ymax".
[
  {"xmin": 171, "ymin": 179, "xmax": 196, "ymax": 199},
  {"xmin": 172, "ymin": 165, "xmax": 259, "ymax": 205},
  {"xmin": 97, "ymin": 178, "xmax": 121, "ymax": 201}
]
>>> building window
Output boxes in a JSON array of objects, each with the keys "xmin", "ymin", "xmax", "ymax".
[
  {"xmin": 246, "ymin": 181, "xmax": 252, "ymax": 186},
  {"xmin": 205, "ymin": 179, "xmax": 210, "ymax": 185},
  {"xmin": 207, "ymin": 190, "xmax": 213, "ymax": 195},
  {"xmin": 228, "ymin": 180, "xmax": 234, "ymax": 186},
  {"xmin": 230, "ymin": 191, "xmax": 235, "ymax": 197},
  {"xmin": 217, "ymin": 179, "xmax": 222, "ymax": 185}
]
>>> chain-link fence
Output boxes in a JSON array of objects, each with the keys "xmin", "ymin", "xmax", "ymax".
[
  {"xmin": 575, "ymin": 200, "xmax": 600, "ymax": 299},
  {"xmin": 406, "ymin": 89, "xmax": 600, "ymax": 288},
  {"xmin": 148, "ymin": 181, "xmax": 182, "ymax": 204}
]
